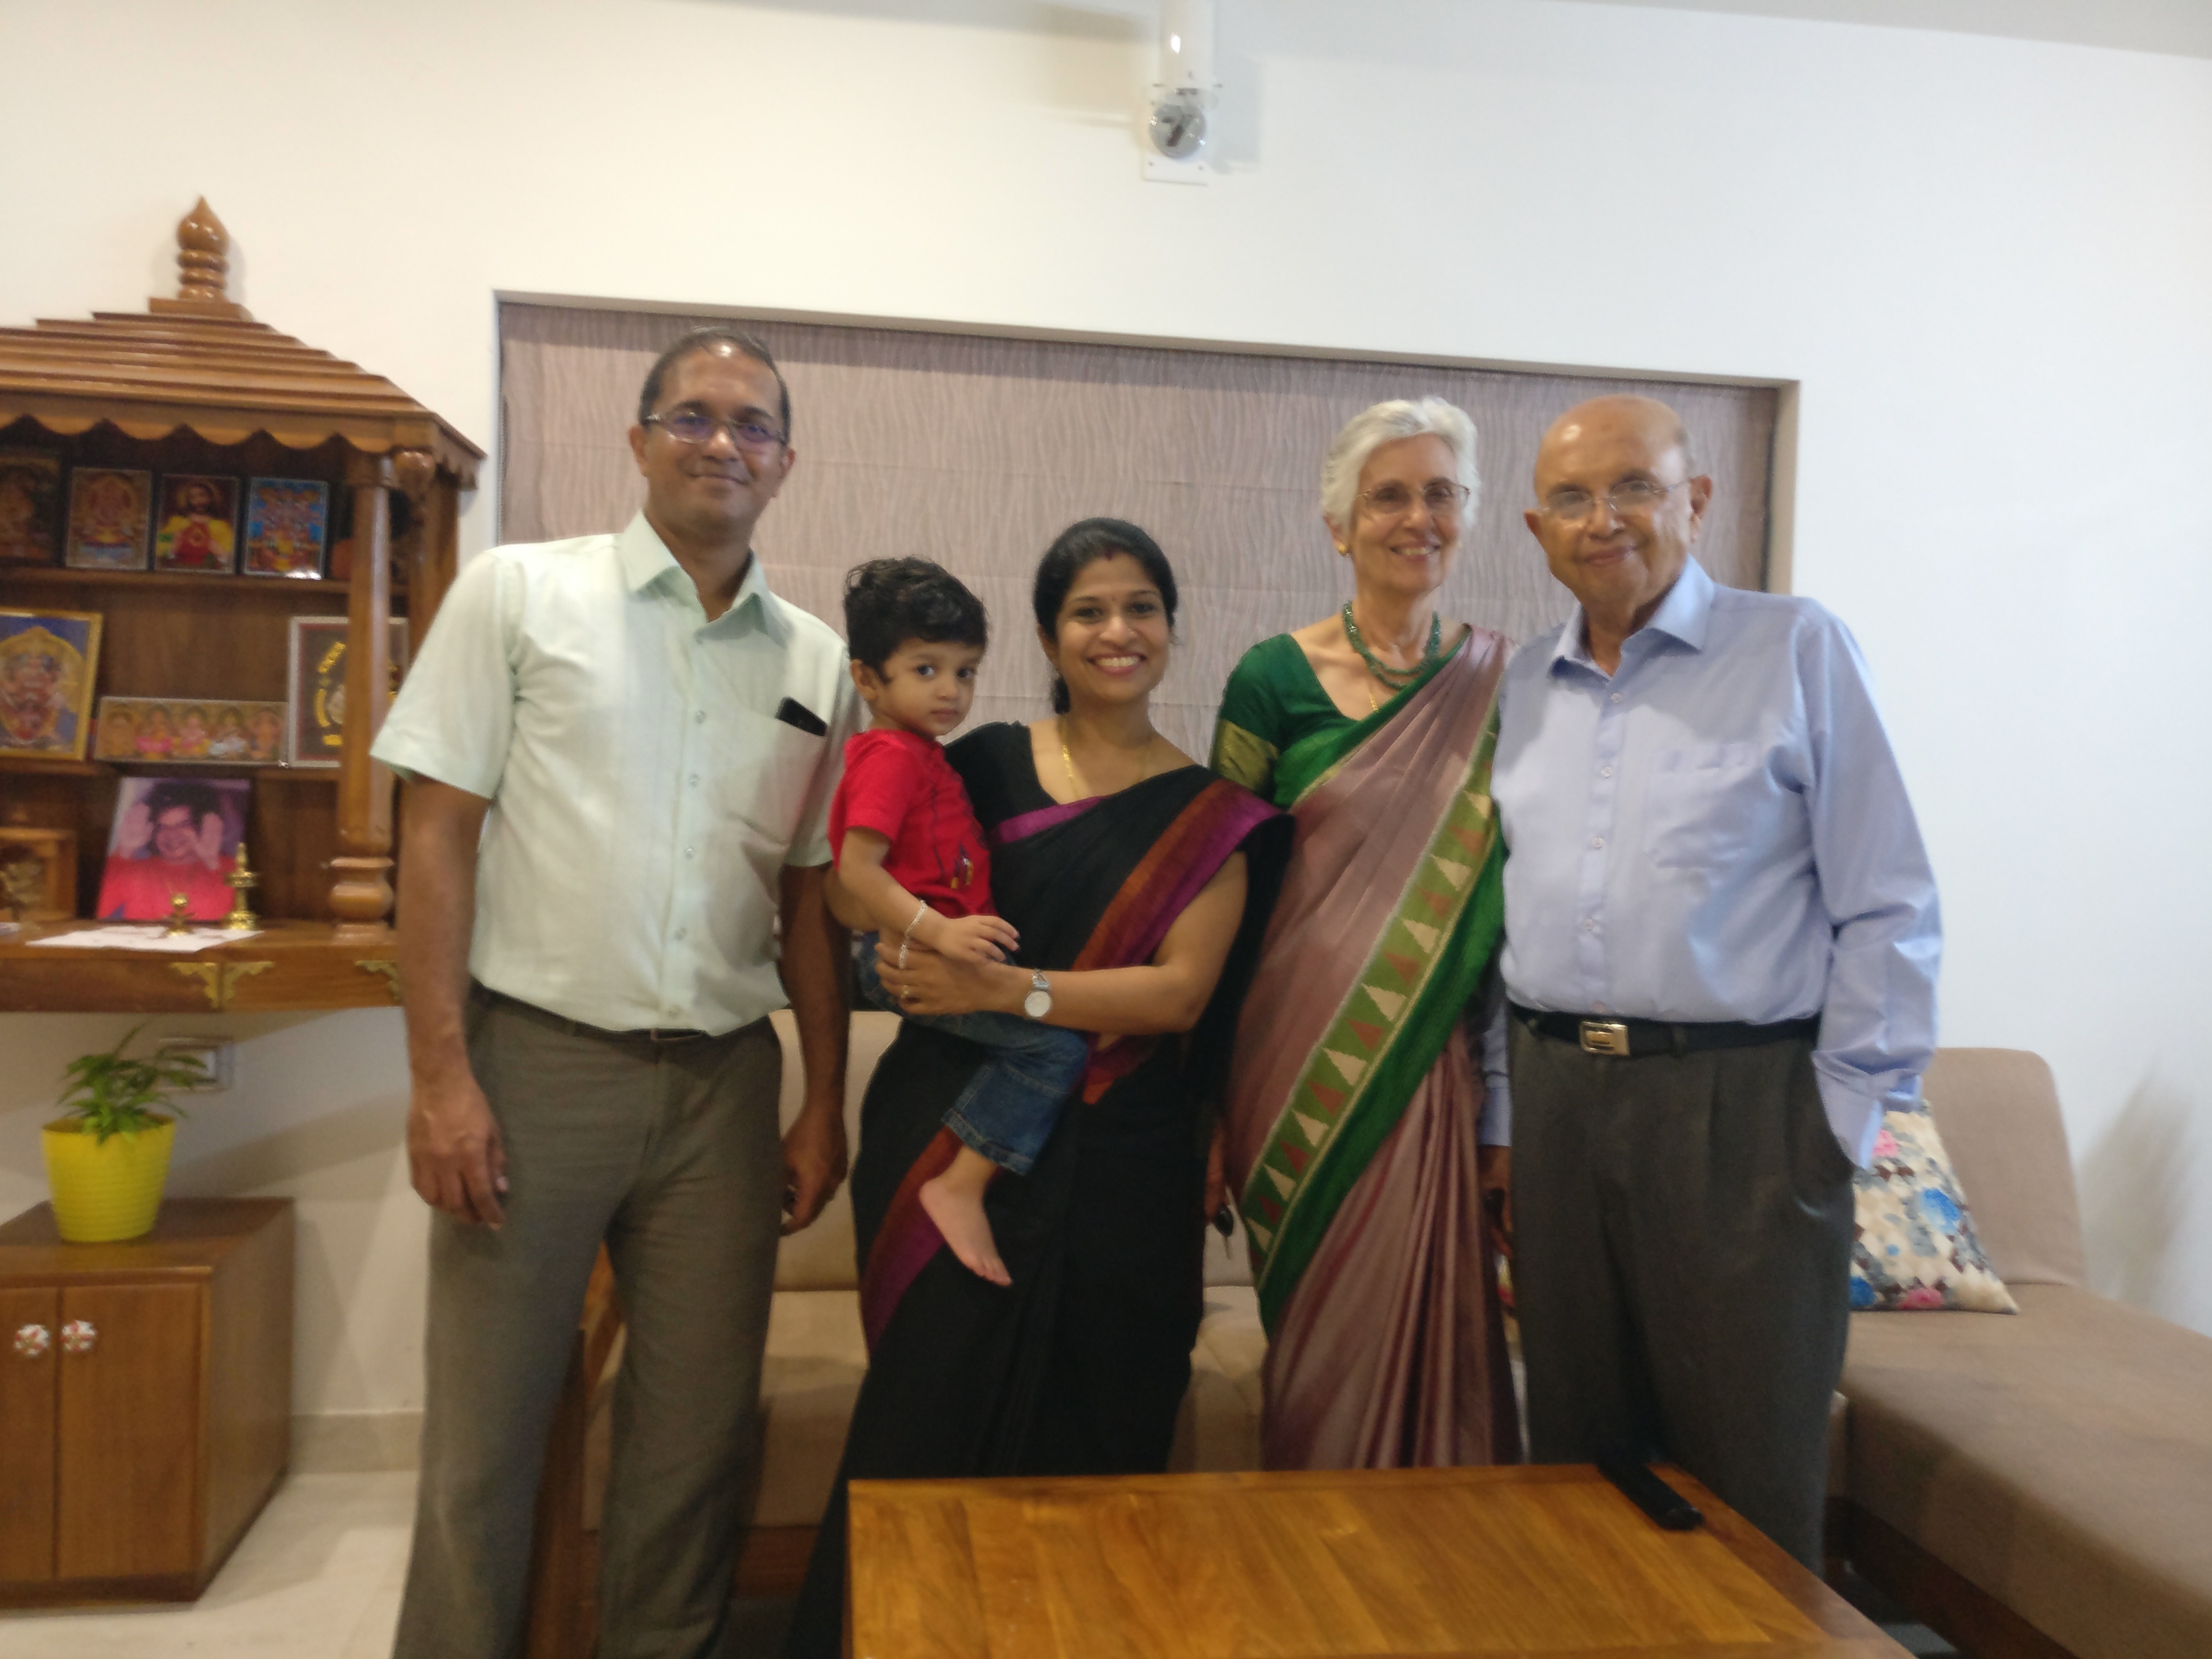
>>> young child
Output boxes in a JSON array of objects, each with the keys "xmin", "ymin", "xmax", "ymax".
[{"xmin": 829, "ymin": 558, "xmax": 1089, "ymax": 1286}]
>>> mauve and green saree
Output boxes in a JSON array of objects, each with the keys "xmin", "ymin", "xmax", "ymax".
[{"xmin": 1210, "ymin": 627, "xmax": 1521, "ymax": 1469}]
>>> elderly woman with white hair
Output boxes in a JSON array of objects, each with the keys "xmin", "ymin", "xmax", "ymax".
[{"xmin": 1209, "ymin": 397, "xmax": 1519, "ymax": 1469}]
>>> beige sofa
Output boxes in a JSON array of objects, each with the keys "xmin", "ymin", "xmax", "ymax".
[{"xmin": 1835, "ymin": 1048, "xmax": 2212, "ymax": 1659}]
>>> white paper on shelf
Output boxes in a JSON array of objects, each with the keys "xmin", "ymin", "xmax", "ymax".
[{"xmin": 28, "ymin": 926, "xmax": 265, "ymax": 953}]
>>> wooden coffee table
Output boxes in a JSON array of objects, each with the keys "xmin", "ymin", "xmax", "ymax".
[{"xmin": 848, "ymin": 1465, "xmax": 1905, "ymax": 1657}]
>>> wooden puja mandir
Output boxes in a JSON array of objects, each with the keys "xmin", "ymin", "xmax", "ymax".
[
  {"xmin": 0, "ymin": 199, "xmax": 481, "ymax": 1011},
  {"xmin": 846, "ymin": 1465, "xmax": 1909, "ymax": 1659}
]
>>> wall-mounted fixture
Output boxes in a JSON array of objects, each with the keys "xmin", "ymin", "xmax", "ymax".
[
  {"xmin": 156, "ymin": 1034, "xmax": 234, "ymax": 1093},
  {"xmin": 1145, "ymin": 0, "xmax": 1218, "ymax": 184}
]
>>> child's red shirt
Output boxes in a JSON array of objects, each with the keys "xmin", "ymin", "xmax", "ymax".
[{"xmin": 828, "ymin": 728, "xmax": 993, "ymax": 919}]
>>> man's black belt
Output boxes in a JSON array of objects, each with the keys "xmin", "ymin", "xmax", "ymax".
[
  {"xmin": 1512, "ymin": 1004, "xmax": 1818, "ymax": 1059},
  {"xmin": 474, "ymin": 984, "xmax": 717, "ymax": 1044}
]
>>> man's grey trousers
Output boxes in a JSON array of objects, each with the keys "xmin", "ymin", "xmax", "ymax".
[
  {"xmin": 1509, "ymin": 1020, "xmax": 1854, "ymax": 1570},
  {"xmin": 392, "ymin": 989, "xmax": 784, "ymax": 1659}
]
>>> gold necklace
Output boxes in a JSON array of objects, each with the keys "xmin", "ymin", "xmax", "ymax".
[{"xmin": 1060, "ymin": 717, "xmax": 1157, "ymax": 796}]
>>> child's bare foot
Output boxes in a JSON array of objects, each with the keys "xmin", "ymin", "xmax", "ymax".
[{"xmin": 921, "ymin": 1149, "xmax": 1011, "ymax": 1285}]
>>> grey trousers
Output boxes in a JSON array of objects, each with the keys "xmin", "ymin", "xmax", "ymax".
[
  {"xmin": 392, "ymin": 989, "xmax": 784, "ymax": 1659},
  {"xmin": 1508, "ymin": 1019, "xmax": 1854, "ymax": 1569}
]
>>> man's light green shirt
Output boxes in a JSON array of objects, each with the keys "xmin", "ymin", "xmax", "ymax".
[{"xmin": 371, "ymin": 512, "xmax": 860, "ymax": 1034}]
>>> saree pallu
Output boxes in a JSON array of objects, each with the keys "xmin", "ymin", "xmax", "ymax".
[
  {"xmin": 1215, "ymin": 630, "xmax": 1521, "ymax": 1469},
  {"xmin": 783, "ymin": 724, "xmax": 1286, "ymax": 1659}
]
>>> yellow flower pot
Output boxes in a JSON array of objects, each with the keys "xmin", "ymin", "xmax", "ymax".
[{"xmin": 42, "ymin": 1116, "xmax": 176, "ymax": 1243}]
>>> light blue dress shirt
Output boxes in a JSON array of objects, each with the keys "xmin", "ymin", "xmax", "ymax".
[
  {"xmin": 1490, "ymin": 557, "xmax": 1940, "ymax": 1165},
  {"xmin": 372, "ymin": 512, "xmax": 861, "ymax": 1035}
]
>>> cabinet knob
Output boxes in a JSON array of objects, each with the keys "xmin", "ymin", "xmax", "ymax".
[
  {"xmin": 12, "ymin": 1323, "xmax": 49, "ymax": 1359},
  {"xmin": 60, "ymin": 1320, "xmax": 96, "ymax": 1355}
]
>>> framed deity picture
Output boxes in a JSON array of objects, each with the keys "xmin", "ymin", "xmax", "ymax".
[
  {"xmin": 152, "ymin": 474, "xmax": 242, "ymax": 574},
  {"xmin": 95, "ymin": 775, "xmax": 251, "ymax": 922},
  {"xmin": 241, "ymin": 478, "xmax": 330, "ymax": 579},
  {"xmin": 94, "ymin": 696, "xmax": 289, "ymax": 765},
  {"xmin": 0, "ymin": 608, "xmax": 103, "ymax": 760},
  {"xmin": 286, "ymin": 615, "xmax": 408, "ymax": 768},
  {"xmin": 0, "ymin": 450, "xmax": 64, "ymax": 566},
  {"xmin": 64, "ymin": 467, "xmax": 154, "ymax": 570}
]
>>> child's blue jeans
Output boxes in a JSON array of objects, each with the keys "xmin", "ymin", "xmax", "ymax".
[{"xmin": 854, "ymin": 932, "xmax": 1087, "ymax": 1175}]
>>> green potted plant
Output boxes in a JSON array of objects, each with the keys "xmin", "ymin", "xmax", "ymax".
[{"xmin": 43, "ymin": 1024, "xmax": 202, "ymax": 1242}]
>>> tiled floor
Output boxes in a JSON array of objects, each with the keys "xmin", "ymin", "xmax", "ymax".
[
  {"xmin": 0, "ymin": 1472, "xmax": 1952, "ymax": 1658},
  {"xmin": 0, "ymin": 1474, "xmax": 806, "ymax": 1659},
  {"xmin": 0, "ymin": 1473, "xmax": 414, "ymax": 1659}
]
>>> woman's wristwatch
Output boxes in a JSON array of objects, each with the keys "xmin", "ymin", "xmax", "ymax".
[{"xmin": 1022, "ymin": 970, "xmax": 1053, "ymax": 1020}]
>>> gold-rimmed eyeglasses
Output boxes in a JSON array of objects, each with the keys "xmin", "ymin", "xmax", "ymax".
[
  {"xmin": 1538, "ymin": 478, "xmax": 1687, "ymax": 524},
  {"xmin": 1356, "ymin": 481, "xmax": 1472, "ymax": 521}
]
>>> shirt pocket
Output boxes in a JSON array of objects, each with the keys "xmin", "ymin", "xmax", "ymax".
[
  {"xmin": 1642, "ymin": 742, "xmax": 1766, "ymax": 870},
  {"xmin": 725, "ymin": 706, "xmax": 829, "ymax": 851}
]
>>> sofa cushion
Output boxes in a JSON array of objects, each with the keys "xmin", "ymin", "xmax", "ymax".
[
  {"xmin": 754, "ymin": 1290, "xmax": 870, "ymax": 1528},
  {"xmin": 1171, "ymin": 1286, "xmax": 1266, "ymax": 1472},
  {"xmin": 1843, "ymin": 1282, "xmax": 2212, "ymax": 1659},
  {"xmin": 1920, "ymin": 1049, "xmax": 2086, "ymax": 1289},
  {"xmin": 770, "ymin": 1012, "xmax": 898, "ymax": 1292},
  {"xmin": 1851, "ymin": 1107, "xmax": 2017, "ymax": 1313},
  {"xmin": 593, "ymin": 1285, "xmax": 1275, "ymax": 1533},
  {"xmin": 1204, "ymin": 1213, "xmax": 1254, "ymax": 1288}
]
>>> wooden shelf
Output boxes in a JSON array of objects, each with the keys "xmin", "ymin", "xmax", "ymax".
[
  {"xmin": 0, "ymin": 566, "xmax": 398, "ymax": 598},
  {"xmin": 0, "ymin": 758, "xmax": 334, "ymax": 781},
  {"xmin": 0, "ymin": 756, "xmax": 111, "ymax": 778},
  {"xmin": 0, "ymin": 919, "xmax": 401, "ymax": 1012}
]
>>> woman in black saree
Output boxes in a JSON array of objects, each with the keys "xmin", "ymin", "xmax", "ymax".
[{"xmin": 784, "ymin": 521, "xmax": 1288, "ymax": 1656}]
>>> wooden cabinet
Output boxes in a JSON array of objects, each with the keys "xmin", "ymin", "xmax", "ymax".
[
  {"xmin": 0, "ymin": 198, "xmax": 478, "ymax": 1010},
  {"xmin": 0, "ymin": 1198, "xmax": 293, "ymax": 1605}
]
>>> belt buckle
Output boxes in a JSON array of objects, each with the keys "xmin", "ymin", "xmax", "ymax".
[{"xmin": 1579, "ymin": 1020, "xmax": 1631, "ymax": 1057}]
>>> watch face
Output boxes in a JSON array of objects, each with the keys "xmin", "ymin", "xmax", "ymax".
[{"xmin": 1024, "ymin": 988, "xmax": 1053, "ymax": 1019}]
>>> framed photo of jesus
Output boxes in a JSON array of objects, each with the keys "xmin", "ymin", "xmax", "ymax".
[{"xmin": 151, "ymin": 474, "xmax": 241, "ymax": 574}]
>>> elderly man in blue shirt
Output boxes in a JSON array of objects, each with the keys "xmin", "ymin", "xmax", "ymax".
[{"xmin": 1491, "ymin": 393, "xmax": 1940, "ymax": 1569}]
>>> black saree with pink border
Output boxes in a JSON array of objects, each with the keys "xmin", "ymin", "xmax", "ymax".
[{"xmin": 783, "ymin": 722, "xmax": 1287, "ymax": 1656}]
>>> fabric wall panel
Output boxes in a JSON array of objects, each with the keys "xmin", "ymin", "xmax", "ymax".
[{"xmin": 500, "ymin": 304, "xmax": 1776, "ymax": 758}]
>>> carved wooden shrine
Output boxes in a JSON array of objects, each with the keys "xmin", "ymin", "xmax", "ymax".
[{"xmin": 0, "ymin": 200, "xmax": 481, "ymax": 1011}]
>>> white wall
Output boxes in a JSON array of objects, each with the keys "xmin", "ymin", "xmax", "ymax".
[{"xmin": 2, "ymin": 0, "xmax": 2207, "ymax": 1419}]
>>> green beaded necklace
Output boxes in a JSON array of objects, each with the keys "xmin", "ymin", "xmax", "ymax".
[{"xmin": 1341, "ymin": 602, "xmax": 1443, "ymax": 689}]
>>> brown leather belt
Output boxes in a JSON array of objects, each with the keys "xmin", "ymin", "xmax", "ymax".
[{"xmin": 1512, "ymin": 1004, "xmax": 1819, "ymax": 1059}]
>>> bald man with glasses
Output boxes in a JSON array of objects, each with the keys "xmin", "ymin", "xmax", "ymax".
[{"xmin": 1488, "ymin": 395, "xmax": 1940, "ymax": 1569}]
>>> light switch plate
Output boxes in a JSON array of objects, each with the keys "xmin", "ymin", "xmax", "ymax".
[{"xmin": 156, "ymin": 1036, "xmax": 234, "ymax": 1093}]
